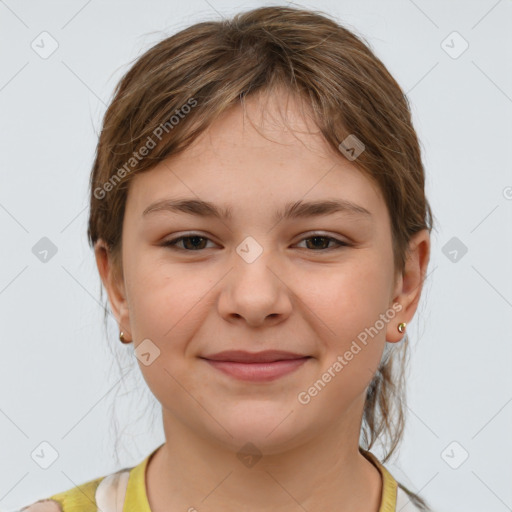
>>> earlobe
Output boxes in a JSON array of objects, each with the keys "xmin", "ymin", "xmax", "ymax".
[
  {"xmin": 94, "ymin": 240, "xmax": 132, "ymax": 341},
  {"xmin": 386, "ymin": 229, "xmax": 431, "ymax": 343}
]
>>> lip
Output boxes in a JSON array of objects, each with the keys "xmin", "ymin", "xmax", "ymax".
[
  {"xmin": 202, "ymin": 350, "xmax": 308, "ymax": 363},
  {"xmin": 200, "ymin": 350, "xmax": 311, "ymax": 382}
]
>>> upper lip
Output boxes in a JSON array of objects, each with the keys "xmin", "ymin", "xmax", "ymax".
[{"xmin": 201, "ymin": 350, "xmax": 310, "ymax": 363}]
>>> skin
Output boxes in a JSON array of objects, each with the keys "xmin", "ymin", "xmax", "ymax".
[{"xmin": 95, "ymin": 87, "xmax": 430, "ymax": 512}]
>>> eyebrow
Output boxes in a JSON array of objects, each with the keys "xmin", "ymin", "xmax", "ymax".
[{"xmin": 142, "ymin": 198, "xmax": 372, "ymax": 223}]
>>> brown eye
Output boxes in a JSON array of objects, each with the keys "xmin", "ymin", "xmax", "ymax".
[
  {"xmin": 161, "ymin": 233, "xmax": 350, "ymax": 252},
  {"xmin": 297, "ymin": 235, "xmax": 349, "ymax": 251},
  {"xmin": 162, "ymin": 235, "xmax": 214, "ymax": 251}
]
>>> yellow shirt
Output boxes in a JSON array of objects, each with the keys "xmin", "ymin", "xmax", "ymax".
[{"xmin": 17, "ymin": 445, "xmax": 420, "ymax": 512}]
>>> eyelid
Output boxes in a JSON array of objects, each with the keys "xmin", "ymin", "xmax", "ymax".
[
  {"xmin": 296, "ymin": 230, "xmax": 350, "ymax": 243},
  {"xmin": 294, "ymin": 232, "xmax": 351, "ymax": 250},
  {"xmin": 160, "ymin": 231, "xmax": 351, "ymax": 252},
  {"xmin": 161, "ymin": 231, "xmax": 218, "ymax": 249}
]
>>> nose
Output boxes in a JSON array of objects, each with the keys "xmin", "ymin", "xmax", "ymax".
[{"xmin": 217, "ymin": 253, "xmax": 293, "ymax": 328}]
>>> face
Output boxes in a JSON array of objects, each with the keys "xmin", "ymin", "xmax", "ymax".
[{"xmin": 97, "ymin": 89, "xmax": 426, "ymax": 455}]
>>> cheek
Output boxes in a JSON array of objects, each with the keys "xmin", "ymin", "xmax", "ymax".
[
  {"xmin": 125, "ymin": 256, "xmax": 214, "ymax": 344},
  {"xmin": 295, "ymin": 261, "xmax": 392, "ymax": 416},
  {"xmin": 306, "ymin": 253, "xmax": 393, "ymax": 368},
  {"xmin": 125, "ymin": 261, "xmax": 213, "ymax": 405},
  {"xmin": 308, "ymin": 253, "xmax": 391, "ymax": 323}
]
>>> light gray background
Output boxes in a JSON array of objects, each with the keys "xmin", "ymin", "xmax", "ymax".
[{"xmin": 1, "ymin": 1, "xmax": 511, "ymax": 511}]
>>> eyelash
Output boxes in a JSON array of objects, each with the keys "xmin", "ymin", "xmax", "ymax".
[{"xmin": 161, "ymin": 233, "xmax": 350, "ymax": 252}]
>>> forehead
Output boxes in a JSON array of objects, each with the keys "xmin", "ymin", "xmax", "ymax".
[
  {"xmin": 196, "ymin": 87, "xmax": 328, "ymax": 157},
  {"xmin": 125, "ymin": 89, "xmax": 388, "ymax": 224}
]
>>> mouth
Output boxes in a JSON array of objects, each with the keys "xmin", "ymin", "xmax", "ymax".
[
  {"xmin": 202, "ymin": 350, "xmax": 309, "ymax": 363},
  {"xmin": 199, "ymin": 350, "xmax": 312, "ymax": 382}
]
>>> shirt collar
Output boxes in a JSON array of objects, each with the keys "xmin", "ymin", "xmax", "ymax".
[
  {"xmin": 360, "ymin": 449, "xmax": 398, "ymax": 512},
  {"xmin": 124, "ymin": 444, "xmax": 397, "ymax": 512}
]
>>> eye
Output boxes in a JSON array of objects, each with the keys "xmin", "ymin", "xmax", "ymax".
[
  {"xmin": 161, "ymin": 234, "xmax": 216, "ymax": 251},
  {"xmin": 161, "ymin": 233, "xmax": 350, "ymax": 252},
  {"xmin": 295, "ymin": 234, "xmax": 350, "ymax": 251}
]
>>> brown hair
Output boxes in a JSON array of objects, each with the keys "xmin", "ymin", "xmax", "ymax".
[{"xmin": 87, "ymin": 6, "xmax": 433, "ymax": 509}]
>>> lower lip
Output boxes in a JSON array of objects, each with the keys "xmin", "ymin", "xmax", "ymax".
[{"xmin": 203, "ymin": 357, "xmax": 310, "ymax": 382}]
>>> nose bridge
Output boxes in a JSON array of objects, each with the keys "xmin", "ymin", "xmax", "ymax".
[
  {"xmin": 232, "ymin": 233, "xmax": 280, "ymax": 289},
  {"xmin": 217, "ymin": 233, "xmax": 293, "ymax": 325},
  {"xmin": 235, "ymin": 234, "xmax": 269, "ymax": 266}
]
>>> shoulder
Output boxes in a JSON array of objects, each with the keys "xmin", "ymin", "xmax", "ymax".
[
  {"xmin": 14, "ymin": 499, "xmax": 64, "ymax": 512},
  {"xmin": 14, "ymin": 468, "xmax": 132, "ymax": 512}
]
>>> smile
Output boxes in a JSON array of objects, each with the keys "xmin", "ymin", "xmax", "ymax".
[{"xmin": 203, "ymin": 358, "xmax": 311, "ymax": 381}]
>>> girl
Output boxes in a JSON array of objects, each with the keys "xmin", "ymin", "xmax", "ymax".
[{"xmin": 18, "ymin": 5, "xmax": 434, "ymax": 511}]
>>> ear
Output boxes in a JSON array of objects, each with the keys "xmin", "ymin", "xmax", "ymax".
[
  {"xmin": 386, "ymin": 229, "xmax": 431, "ymax": 343},
  {"xmin": 94, "ymin": 239, "xmax": 132, "ymax": 342}
]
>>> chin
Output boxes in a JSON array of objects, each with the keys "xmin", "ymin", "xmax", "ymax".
[{"xmin": 205, "ymin": 402, "xmax": 311, "ymax": 455}]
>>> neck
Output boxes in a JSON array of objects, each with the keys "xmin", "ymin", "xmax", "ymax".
[{"xmin": 146, "ymin": 405, "xmax": 382, "ymax": 512}]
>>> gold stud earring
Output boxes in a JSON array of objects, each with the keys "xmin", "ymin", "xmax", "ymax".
[
  {"xmin": 397, "ymin": 322, "xmax": 406, "ymax": 333},
  {"xmin": 119, "ymin": 331, "xmax": 130, "ymax": 344}
]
